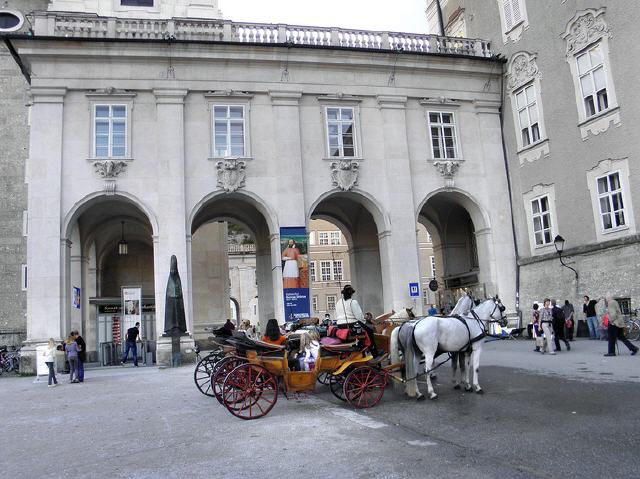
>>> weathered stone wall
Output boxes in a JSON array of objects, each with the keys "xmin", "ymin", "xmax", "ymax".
[
  {"xmin": 520, "ymin": 240, "xmax": 640, "ymax": 320},
  {"xmin": 0, "ymin": 0, "xmax": 49, "ymax": 345}
]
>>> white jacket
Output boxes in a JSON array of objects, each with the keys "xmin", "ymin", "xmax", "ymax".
[
  {"xmin": 42, "ymin": 345, "xmax": 56, "ymax": 362},
  {"xmin": 335, "ymin": 298, "xmax": 364, "ymax": 325}
]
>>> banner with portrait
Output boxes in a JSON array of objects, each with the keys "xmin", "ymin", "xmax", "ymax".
[
  {"xmin": 280, "ymin": 226, "xmax": 310, "ymax": 322},
  {"xmin": 121, "ymin": 286, "xmax": 142, "ymax": 341}
]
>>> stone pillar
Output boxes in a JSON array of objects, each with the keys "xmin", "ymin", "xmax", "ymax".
[
  {"xmin": 473, "ymin": 100, "xmax": 517, "ymax": 311},
  {"xmin": 152, "ymin": 89, "xmax": 195, "ymax": 366},
  {"xmin": 376, "ymin": 96, "xmax": 423, "ymax": 314},
  {"xmin": 21, "ymin": 87, "xmax": 66, "ymax": 374},
  {"xmin": 268, "ymin": 91, "xmax": 306, "ymax": 325}
]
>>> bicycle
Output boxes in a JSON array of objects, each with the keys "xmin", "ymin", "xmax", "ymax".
[
  {"xmin": 0, "ymin": 346, "xmax": 20, "ymax": 374},
  {"xmin": 624, "ymin": 309, "xmax": 640, "ymax": 342}
]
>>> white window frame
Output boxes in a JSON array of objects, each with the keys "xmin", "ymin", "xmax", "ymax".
[
  {"xmin": 86, "ymin": 93, "xmax": 135, "ymax": 161},
  {"xmin": 430, "ymin": 256, "xmax": 436, "ymax": 278},
  {"xmin": 312, "ymin": 296, "xmax": 318, "ymax": 312},
  {"xmin": 309, "ymin": 261, "xmax": 316, "ymax": 282},
  {"xmin": 324, "ymin": 106, "xmax": 357, "ymax": 158},
  {"xmin": 530, "ymin": 196, "xmax": 553, "ymax": 247},
  {"xmin": 523, "ymin": 184, "xmax": 559, "ymax": 256},
  {"xmin": 586, "ymin": 158, "xmax": 635, "ymax": 242},
  {"xmin": 320, "ymin": 261, "xmax": 332, "ymax": 281},
  {"xmin": 428, "ymin": 111, "xmax": 460, "ymax": 160},
  {"xmin": 514, "ymin": 83, "xmax": 542, "ymax": 148},
  {"xmin": 21, "ymin": 264, "xmax": 27, "ymax": 291},
  {"xmin": 575, "ymin": 45, "xmax": 610, "ymax": 120},
  {"xmin": 330, "ymin": 231, "xmax": 341, "ymax": 245},
  {"xmin": 497, "ymin": 0, "xmax": 529, "ymax": 44},
  {"xmin": 318, "ymin": 232, "xmax": 329, "ymax": 246},
  {"xmin": 318, "ymin": 99, "xmax": 363, "ymax": 160},
  {"xmin": 333, "ymin": 260, "xmax": 343, "ymax": 281},
  {"xmin": 211, "ymin": 104, "xmax": 247, "ymax": 158},
  {"xmin": 327, "ymin": 295, "xmax": 336, "ymax": 311},
  {"xmin": 596, "ymin": 172, "xmax": 626, "ymax": 232},
  {"xmin": 92, "ymin": 104, "xmax": 129, "ymax": 159},
  {"xmin": 308, "ymin": 232, "xmax": 316, "ymax": 246},
  {"xmin": 563, "ymin": 9, "xmax": 619, "ymax": 139}
]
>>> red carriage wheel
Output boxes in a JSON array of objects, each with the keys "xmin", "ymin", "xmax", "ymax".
[
  {"xmin": 222, "ymin": 364, "xmax": 278, "ymax": 420},
  {"xmin": 343, "ymin": 366, "xmax": 386, "ymax": 409},
  {"xmin": 212, "ymin": 357, "xmax": 246, "ymax": 404}
]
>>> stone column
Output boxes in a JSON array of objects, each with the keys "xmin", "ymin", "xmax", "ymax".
[
  {"xmin": 376, "ymin": 96, "xmax": 423, "ymax": 314},
  {"xmin": 473, "ymin": 100, "xmax": 517, "ymax": 311},
  {"xmin": 268, "ymin": 91, "xmax": 306, "ymax": 325},
  {"xmin": 152, "ymin": 89, "xmax": 195, "ymax": 366},
  {"xmin": 21, "ymin": 87, "xmax": 67, "ymax": 373}
]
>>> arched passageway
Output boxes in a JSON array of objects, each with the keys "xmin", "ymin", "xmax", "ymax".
[
  {"xmin": 309, "ymin": 192, "xmax": 385, "ymax": 316},
  {"xmin": 190, "ymin": 193, "xmax": 277, "ymax": 337},
  {"xmin": 63, "ymin": 195, "xmax": 155, "ymax": 364},
  {"xmin": 418, "ymin": 190, "xmax": 493, "ymax": 309}
]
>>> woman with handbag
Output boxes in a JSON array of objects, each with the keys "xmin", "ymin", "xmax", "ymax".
[{"xmin": 603, "ymin": 294, "xmax": 639, "ymax": 357}]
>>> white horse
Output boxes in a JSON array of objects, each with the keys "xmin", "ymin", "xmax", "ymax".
[{"xmin": 390, "ymin": 296, "xmax": 505, "ymax": 400}]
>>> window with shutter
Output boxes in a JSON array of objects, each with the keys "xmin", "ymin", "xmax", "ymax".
[{"xmin": 503, "ymin": 0, "xmax": 514, "ymax": 31}]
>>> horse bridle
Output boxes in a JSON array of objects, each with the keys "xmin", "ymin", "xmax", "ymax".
[{"xmin": 469, "ymin": 298, "xmax": 507, "ymax": 334}]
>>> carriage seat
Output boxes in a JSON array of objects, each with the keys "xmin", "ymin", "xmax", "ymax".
[{"xmin": 320, "ymin": 341, "xmax": 359, "ymax": 352}]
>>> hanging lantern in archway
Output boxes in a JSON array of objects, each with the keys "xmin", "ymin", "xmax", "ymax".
[{"xmin": 118, "ymin": 221, "xmax": 128, "ymax": 255}]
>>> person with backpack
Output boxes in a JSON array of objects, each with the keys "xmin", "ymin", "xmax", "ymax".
[{"xmin": 551, "ymin": 299, "xmax": 571, "ymax": 352}]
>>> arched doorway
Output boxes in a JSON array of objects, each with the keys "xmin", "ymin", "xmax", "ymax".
[
  {"xmin": 418, "ymin": 190, "xmax": 493, "ymax": 310},
  {"xmin": 190, "ymin": 192, "xmax": 277, "ymax": 338},
  {"xmin": 63, "ymin": 194, "xmax": 156, "ymax": 364},
  {"xmin": 309, "ymin": 192, "xmax": 386, "ymax": 317}
]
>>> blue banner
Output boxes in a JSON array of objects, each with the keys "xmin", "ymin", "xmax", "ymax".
[{"xmin": 280, "ymin": 226, "xmax": 311, "ymax": 321}]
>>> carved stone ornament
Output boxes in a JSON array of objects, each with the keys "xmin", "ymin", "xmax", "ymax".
[
  {"xmin": 563, "ymin": 8, "xmax": 610, "ymax": 56},
  {"xmin": 432, "ymin": 160, "xmax": 461, "ymax": 178},
  {"xmin": 330, "ymin": 160, "xmax": 359, "ymax": 191},
  {"xmin": 506, "ymin": 52, "xmax": 539, "ymax": 91},
  {"xmin": 93, "ymin": 160, "xmax": 128, "ymax": 178},
  {"xmin": 216, "ymin": 158, "xmax": 246, "ymax": 193}
]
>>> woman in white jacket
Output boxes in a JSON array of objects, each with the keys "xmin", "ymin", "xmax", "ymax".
[{"xmin": 43, "ymin": 338, "xmax": 58, "ymax": 387}]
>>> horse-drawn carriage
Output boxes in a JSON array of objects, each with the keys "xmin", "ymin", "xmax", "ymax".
[
  {"xmin": 193, "ymin": 295, "xmax": 507, "ymax": 419},
  {"xmin": 195, "ymin": 330, "xmax": 392, "ymax": 419}
]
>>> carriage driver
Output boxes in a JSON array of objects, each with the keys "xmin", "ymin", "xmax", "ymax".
[{"xmin": 335, "ymin": 285, "xmax": 381, "ymax": 358}]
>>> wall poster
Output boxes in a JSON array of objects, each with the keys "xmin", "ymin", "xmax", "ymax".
[
  {"xmin": 121, "ymin": 286, "xmax": 142, "ymax": 341},
  {"xmin": 280, "ymin": 227, "xmax": 310, "ymax": 322}
]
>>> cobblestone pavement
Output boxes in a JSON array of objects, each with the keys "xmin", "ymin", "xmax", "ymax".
[{"xmin": 0, "ymin": 338, "xmax": 638, "ymax": 479}]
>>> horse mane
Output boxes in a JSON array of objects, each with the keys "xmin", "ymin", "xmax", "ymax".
[{"xmin": 451, "ymin": 295, "xmax": 473, "ymax": 316}]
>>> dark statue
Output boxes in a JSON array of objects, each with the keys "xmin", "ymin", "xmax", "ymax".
[{"xmin": 164, "ymin": 255, "xmax": 187, "ymax": 336}]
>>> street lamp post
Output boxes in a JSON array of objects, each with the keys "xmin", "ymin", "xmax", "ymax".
[{"xmin": 553, "ymin": 235, "xmax": 579, "ymax": 292}]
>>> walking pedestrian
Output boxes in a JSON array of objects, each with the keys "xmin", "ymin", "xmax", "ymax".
[
  {"xmin": 43, "ymin": 338, "xmax": 58, "ymax": 387},
  {"xmin": 64, "ymin": 333, "xmax": 81, "ymax": 383},
  {"xmin": 72, "ymin": 331, "xmax": 86, "ymax": 382},
  {"xmin": 562, "ymin": 300, "xmax": 575, "ymax": 341},
  {"xmin": 551, "ymin": 299, "xmax": 570, "ymax": 351},
  {"xmin": 539, "ymin": 299, "xmax": 555, "ymax": 355},
  {"xmin": 583, "ymin": 295, "xmax": 599, "ymax": 339},
  {"xmin": 427, "ymin": 304, "xmax": 438, "ymax": 316},
  {"xmin": 121, "ymin": 322, "xmax": 140, "ymax": 366},
  {"xmin": 603, "ymin": 294, "xmax": 639, "ymax": 357}
]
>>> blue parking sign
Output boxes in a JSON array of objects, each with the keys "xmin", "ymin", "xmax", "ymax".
[{"xmin": 409, "ymin": 282, "xmax": 420, "ymax": 297}]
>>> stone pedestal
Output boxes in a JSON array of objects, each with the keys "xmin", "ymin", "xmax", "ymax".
[
  {"xmin": 18, "ymin": 343, "xmax": 41, "ymax": 375},
  {"xmin": 156, "ymin": 335, "xmax": 196, "ymax": 367}
]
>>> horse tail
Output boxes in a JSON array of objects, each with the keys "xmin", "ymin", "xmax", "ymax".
[{"xmin": 390, "ymin": 326, "xmax": 404, "ymax": 393}]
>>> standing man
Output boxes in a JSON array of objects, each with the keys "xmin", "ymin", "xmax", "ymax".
[
  {"xmin": 562, "ymin": 300, "xmax": 575, "ymax": 341},
  {"xmin": 122, "ymin": 322, "xmax": 140, "ymax": 367},
  {"xmin": 583, "ymin": 295, "xmax": 599, "ymax": 340},
  {"xmin": 551, "ymin": 299, "xmax": 570, "ymax": 351},
  {"xmin": 73, "ymin": 330, "xmax": 87, "ymax": 382},
  {"xmin": 427, "ymin": 304, "xmax": 438, "ymax": 316},
  {"xmin": 603, "ymin": 294, "xmax": 639, "ymax": 357}
]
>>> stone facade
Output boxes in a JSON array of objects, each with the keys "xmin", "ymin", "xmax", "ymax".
[
  {"xmin": 6, "ymin": 1, "xmax": 517, "ymax": 371},
  {"xmin": 427, "ymin": 0, "xmax": 640, "ymax": 318},
  {"xmin": 0, "ymin": 1, "xmax": 49, "ymax": 347}
]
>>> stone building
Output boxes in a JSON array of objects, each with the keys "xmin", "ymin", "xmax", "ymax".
[
  {"xmin": 427, "ymin": 0, "xmax": 640, "ymax": 317},
  {"xmin": 4, "ymin": 0, "xmax": 517, "ymax": 371}
]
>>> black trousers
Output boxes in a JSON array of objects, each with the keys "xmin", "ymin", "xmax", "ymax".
[
  {"xmin": 553, "ymin": 321, "xmax": 570, "ymax": 351},
  {"xmin": 608, "ymin": 324, "xmax": 638, "ymax": 355}
]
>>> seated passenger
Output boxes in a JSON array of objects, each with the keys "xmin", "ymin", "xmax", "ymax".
[
  {"xmin": 262, "ymin": 318, "xmax": 287, "ymax": 345},
  {"xmin": 335, "ymin": 285, "xmax": 380, "ymax": 358}
]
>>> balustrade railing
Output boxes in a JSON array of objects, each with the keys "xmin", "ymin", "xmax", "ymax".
[{"xmin": 30, "ymin": 12, "xmax": 491, "ymax": 58}]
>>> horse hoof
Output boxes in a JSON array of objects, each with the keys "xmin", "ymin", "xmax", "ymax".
[
  {"xmin": 464, "ymin": 385, "xmax": 472, "ymax": 392},
  {"xmin": 416, "ymin": 394, "xmax": 426, "ymax": 401},
  {"xmin": 453, "ymin": 384, "xmax": 461, "ymax": 390},
  {"xmin": 475, "ymin": 388, "xmax": 484, "ymax": 395},
  {"xmin": 429, "ymin": 394, "xmax": 438, "ymax": 401}
]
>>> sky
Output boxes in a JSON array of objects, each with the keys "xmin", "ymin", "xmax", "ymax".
[{"xmin": 220, "ymin": 0, "xmax": 429, "ymax": 34}]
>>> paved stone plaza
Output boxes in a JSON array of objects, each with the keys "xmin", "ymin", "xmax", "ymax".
[{"xmin": 1, "ymin": 338, "xmax": 638, "ymax": 479}]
